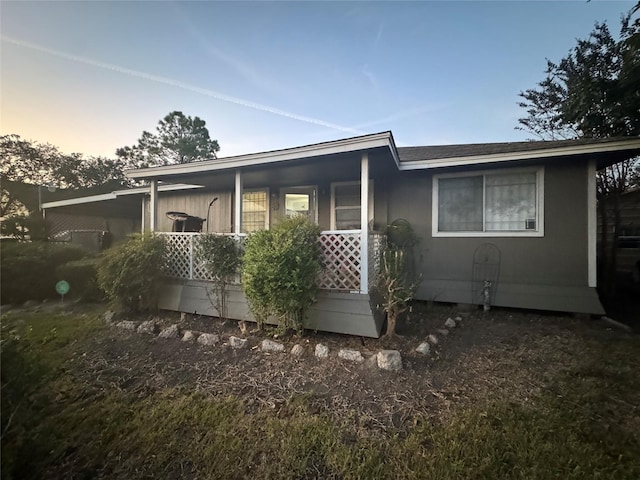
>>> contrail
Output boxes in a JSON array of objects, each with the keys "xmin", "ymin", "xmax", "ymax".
[{"xmin": 1, "ymin": 35, "xmax": 365, "ymax": 136}]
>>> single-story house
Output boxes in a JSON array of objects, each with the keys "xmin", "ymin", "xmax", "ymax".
[{"xmin": 42, "ymin": 132, "xmax": 640, "ymax": 337}]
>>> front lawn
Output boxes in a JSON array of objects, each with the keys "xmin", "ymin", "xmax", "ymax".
[{"xmin": 2, "ymin": 304, "xmax": 639, "ymax": 479}]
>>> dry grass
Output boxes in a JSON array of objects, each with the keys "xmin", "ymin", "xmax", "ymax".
[{"xmin": 2, "ymin": 303, "xmax": 639, "ymax": 479}]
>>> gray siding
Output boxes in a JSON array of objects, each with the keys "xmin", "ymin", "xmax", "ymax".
[
  {"xmin": 144, "ymin": 191, "xmax": 232, "ymax": 232},
  {"xmin": 385, "ymin": 159, "xmax": 604, "ymax": 314}
]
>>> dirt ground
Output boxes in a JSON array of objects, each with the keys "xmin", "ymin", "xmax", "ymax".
[{"xmin": 69, "ymin": 301, "xmax": 630, "ymax": 437}]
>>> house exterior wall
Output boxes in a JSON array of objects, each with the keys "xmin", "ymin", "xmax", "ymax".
[
  {"xmin": 386, "ymin": 158, "xmax": 603, "ymax": 314},
  {"xmin": 144, "ymin": 191, "xmax": 233, "ymax": 232}
]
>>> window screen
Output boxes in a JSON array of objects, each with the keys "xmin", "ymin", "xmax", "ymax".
[
  {"xmin": 438, "ymin": 176, "xmax": 483, "ymax": 231},
  {"xmin": 334, "ymin": 183, "xmax": 361, "ymax": 230},
  {"xmin": 437, "ymin": 171, "xmax": 539, "ymax": 233},
  {"xmin": 485, "ymin": 173, "xmax": 536, "ymax": 231}
]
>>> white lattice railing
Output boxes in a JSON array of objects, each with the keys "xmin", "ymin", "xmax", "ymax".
[
  {"xmin": 317, "ymin": 230, "xmax": 362, "ymax": 291},
  {"xmin": 160, "ymin": 231, "xmax": 385, "ymax": 293},
  {"xmin": 161, "ymin": 233, "xmax": 246, "ymax": 284}
]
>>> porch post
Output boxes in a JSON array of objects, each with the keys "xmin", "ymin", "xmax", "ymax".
[
  {"xmin": 360, "ymin": 152, "xmax": 369, "ymax": 294},
  {"xmin": 141, "ymin": 196, "xmax": 146, "ymax": 233},
  {"xmin": 149, "ymin": 180, "xmax": 158, "ymax": 232},
  {"xmin": 234, "ymin": 170, "xmax": 243, "ymax": 234},
  {"xmin": 587, "ymin": 159, "xmax": 597, "ymax": 287}
]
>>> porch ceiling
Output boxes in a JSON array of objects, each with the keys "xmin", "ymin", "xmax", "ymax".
[{"xmin": 153, "ymin": 147, "xmax": 396, "ymax": 189}]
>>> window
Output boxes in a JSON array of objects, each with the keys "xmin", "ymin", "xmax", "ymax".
[
  {"xmin": 330, "ymin": 181, "xmax": 374, "ymax": 230},
  {"xmin": 281, "ymin": 186, "xmax": 317, "ymax": 223},
  {"xmin": 433, "ymin": 168, "xmax": 543, "ymax": 237},
  {"xmin": 242, "ymin": 190, "xmax": 268, "ymax": 233}
]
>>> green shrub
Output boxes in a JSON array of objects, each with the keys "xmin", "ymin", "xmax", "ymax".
[
  {"xmin": 242, "ymin": 216, "xmax": 322, "ymax": 332},
  {"xmin": 96, "ymin": 234, "xmax": 167, "ymax": 313},
  {"xmin": 196, "ymin": 234, "xmax": 242, "ymax": 320},
  {"xmin": 0, "ymin": 242, "xmax": 86, "ymax": 304},
  {"xmin": 55, "ymin": 258, "xmax": 103, "ymax": 301}
]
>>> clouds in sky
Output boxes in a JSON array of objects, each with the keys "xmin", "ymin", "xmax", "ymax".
[
  {"xmin": 1, "ymin": 1, "xmax": 634, "ymax": 158},
  {"xmin": 1, "ymin": 35, "xmax": 365, "ymax": 137}
]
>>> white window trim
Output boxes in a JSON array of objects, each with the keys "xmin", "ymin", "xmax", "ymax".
[
  {"xmin": 330, "ymin": 180, "xmax": 374, "ymax": 231},
  {"xmin": 432, "ymin": 166, "xmax": 544, "ymax": 238},
  {"xmin": 242, "ymin": 188, "xmax": 270, "ymax": 231}
]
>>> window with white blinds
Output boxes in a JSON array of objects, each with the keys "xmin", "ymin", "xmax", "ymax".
[{"xmin": 434, "ymin": 168, "xmax": 543, "ymax": 237}]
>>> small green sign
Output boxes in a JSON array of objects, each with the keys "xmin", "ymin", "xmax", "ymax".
[{"xmin": 56, "ymin": 280, "xmax": 70, "ymax": 295}]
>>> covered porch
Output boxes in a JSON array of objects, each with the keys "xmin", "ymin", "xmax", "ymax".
[{"xmin": 126, "ymin": 132, "xmax": 400, "ymax": 337}]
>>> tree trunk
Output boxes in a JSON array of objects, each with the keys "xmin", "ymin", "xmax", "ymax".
[{"xmin": 384, "ymin": 311, "xmax": 398, "ymax": 337}]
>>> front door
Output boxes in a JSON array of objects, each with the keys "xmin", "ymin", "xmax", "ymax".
[{"xmin": 281, "ymin": 186, "xmax": 317, "ymax": 223}]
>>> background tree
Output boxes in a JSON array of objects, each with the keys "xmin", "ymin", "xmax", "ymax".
[
  {"xmin": 517, "ymin": 3, "xmax": 640, "ymax": 296},
  {"xmin": 116, "ymin": 111, "xmax": 220, "ymax": 168},
  {"xmin": 1, "ymin": 134, "xmax": 129, "ymax": 239}
]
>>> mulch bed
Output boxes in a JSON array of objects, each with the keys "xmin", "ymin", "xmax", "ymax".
[{"xmin": 67, "ymin": 302, "xmax": 624, "ymax": 437}]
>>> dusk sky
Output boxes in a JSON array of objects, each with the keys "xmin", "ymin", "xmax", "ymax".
[{"xmin": 1, "ymin": 1, "xmax": 636, "ymax": 159}]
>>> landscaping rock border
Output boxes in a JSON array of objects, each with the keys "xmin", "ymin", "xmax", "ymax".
[{"xmin": 104, "ymin": 309, "xmax": 468, "ymax": 371}]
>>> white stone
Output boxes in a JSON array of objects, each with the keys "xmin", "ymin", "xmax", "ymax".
[
  {"xmin": 427, "ymin": 334, "xmax": 438, "ymax": 345},
  {"xmin": 104, "ymin": 310, "xmax": 116, "ymax": 324},
  {"xmin": 182, "ymin": 330, "xmax": 196, "ymax": 342},
  {"xmin": 315, "ymin": 343, "xmax": 329, "ymax": 359},
  {"xmin": 229, "ymin": 336, "xmax": 248, "ymax": 349},
  {"xmin": 197, "ymin": 333, "xmax": 220, "ymax": 346},
  {"xmin": 454, "ymin": 316, "xmax": 463, "ymax": 323},
  {"xmin": 436, "ymin": 328, "xmax": 449, "ymax": 336},
  {"xmin": 415, "ymin": 342, "xmax": 431, "ymax": 355},
  {"xmin": 338, "ymin": 349, "xmax": 364, "ymax": 363},
  {"xmin": 116, "ymin": 320, "xmax": 137, "ymax": 331},
  {"xmin": 377, "ymin": 350, "xmax": 402, "ymax": 371},
  {"xmin": 444, "ymin": 318, "xmax": 457, "ymax": 329},
  {"xmin": 137, "ymin": 320, "xmax": 157, "ymax": 334},
  {"xmin": 261, "ymin": 339, "xmax": 285, "ymax": 352},
  {"xmin": 291, "ymin": 344, "xmax": 304, "ymax": 356},
  {"xmin": 158, "ymin": 324, "xmax": 179, "ymax": 339}
]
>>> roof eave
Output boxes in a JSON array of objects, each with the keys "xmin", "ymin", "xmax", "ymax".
[
  {"xmin": 41, "ymin": 184, "xmax": 204, "ymax": 209},
  {"xmin": 126, "ymin": 132, "xmax": 397, "ymax": 180},
  {"xmin": 398, "ymin": 138, "xmax": 640, "ymax": 170}
]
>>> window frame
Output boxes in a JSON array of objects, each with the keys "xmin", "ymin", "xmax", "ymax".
[
  {"xmin": 241, "ymin": 188, "xmax": 270, "ymax": 233},
  {"xmin": 280, "ymin": 185, "xmax": 318, "ymax": 224},
  {"xmin": 330, "ymin": 181, "xmax": 374, "ymax": 231},
  {"xmin": 432, "ymin": 167, "xmax": 544, "ymax": 238}
]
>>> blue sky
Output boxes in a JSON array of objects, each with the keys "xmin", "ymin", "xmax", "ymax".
[{"xmin": 1, "ymin": 1, "xmax": 636, "ymax": 159}]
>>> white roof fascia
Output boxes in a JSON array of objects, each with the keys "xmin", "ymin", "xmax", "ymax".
[
  {"xmin": 42, "ymin": 192, "xmax": 117, "ymax": 209},
  {"xmin": 114, "ymin": 183, "xmax": 204, "ymax": 196},
  {"xmin": 41, "ymin": 183, "xmax": 204, "ymax": 209},
  {"xmin": 399, "ymin": 138, "xmax": 640, "ymax": 170},
  {"xmin": 126, "ymin": 132, "xmax": 396, "ymax": 180}
]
